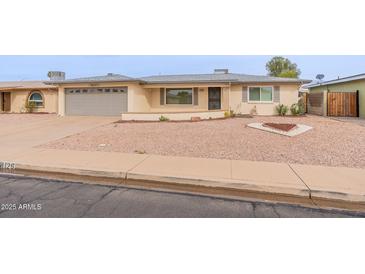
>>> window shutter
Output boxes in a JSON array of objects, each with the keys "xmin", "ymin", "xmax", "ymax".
[
  {"xmin": 193, "ymin": 87, "xmax": 199, "ymax": 105},
  {"xmin": 274, "ymin": 86, "xmax": 280, "ymax": 103},
  {"xmin": 242, "ymin": 86, "xmax": 248, "ymax": 102},
  {"xmin": 160, "ymin": 88, "xmax": 165, "ymax": 105}
]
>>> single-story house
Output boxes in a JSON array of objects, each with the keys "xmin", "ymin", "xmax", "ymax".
[
  {"xmin": 0, "ymin": 81, "xmax": 58, "ymax": 113},
  {"xmin": 45, "ymin": 69, "xmax": 310, "ymax": 120},
  {"xmin": 307, "ymin": 73, "xmax": 365, "ymax": 118}
]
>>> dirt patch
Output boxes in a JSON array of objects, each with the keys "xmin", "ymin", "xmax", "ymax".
[
  {"xmin": 263, "ymin": 123, "xmax": 297, "ymax": 132},
  {"xmin": 40, "ymin": 115, "xmax": 365, "ymax": 169}
]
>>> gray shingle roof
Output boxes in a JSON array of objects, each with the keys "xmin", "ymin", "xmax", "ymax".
[
  {"xmin": 46, "ymin": 72, "xmax": 311, "ymax": 85},
  {"xmin": 0, "ymin": 81, "xmax": 56, "ymax": 90},
  {"xmin": 46, "ymin": 73, "xmax": 138, "ymax": 84},
  {"xmin": 140, "ymin": 73, "xmax": 310, "ymax": 84}
]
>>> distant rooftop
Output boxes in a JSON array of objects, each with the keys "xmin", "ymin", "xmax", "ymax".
[{"xmin": 307, "ymin": 73, "xmax": 365, "ymax": 88}]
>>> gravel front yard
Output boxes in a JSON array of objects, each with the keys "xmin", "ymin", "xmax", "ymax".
[{"xmin": 40, "ymin": 115, "xmax": 365, "ymax": 168}]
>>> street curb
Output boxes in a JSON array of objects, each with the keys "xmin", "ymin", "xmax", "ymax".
[
  {"xmin": 4, "ymin": 162, "xmax": 365, "ymax": 212},
  {"xmin": 11, "ymin": 165, "xmax": 125, "ymax": 186},
  {"xmin": 11, "ymin": 164, "xmax": 311, "ymax": 205},
  {"xmin": 125, "ymin": 172, "xmax": 312, "ymax": 205}
]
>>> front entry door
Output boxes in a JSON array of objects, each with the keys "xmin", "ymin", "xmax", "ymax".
[
  {"xmin": 208, "ymin": 87, "xmax": 221, "ymax": 110},
  {"xmin": 2, "ymin": 92, "xmax": 11, "ymax": 112}
]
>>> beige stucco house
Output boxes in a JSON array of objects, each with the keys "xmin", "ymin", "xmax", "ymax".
[
  {"xmin": 1, "ymin": 70, "xmax": 309, "ymax": 119},
  {"xmin": 0, "ymin": 81, "xmax": 58, "ymax": 113},
  {"xmin": 46, "ymin": 69, "xmax": 309, "ymax": 120}
]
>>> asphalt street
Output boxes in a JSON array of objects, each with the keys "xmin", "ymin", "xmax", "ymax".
[{"xmin": 0, "ymin": 174, "xmax": 364, "ymax": 218}]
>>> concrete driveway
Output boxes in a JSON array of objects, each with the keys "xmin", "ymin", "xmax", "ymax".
[{"xmin": 0, "ymin": 114, "xmax": 118, "ymax": 159}]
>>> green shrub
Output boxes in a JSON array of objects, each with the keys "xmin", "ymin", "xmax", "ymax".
[
  {"xmin": 276, "ymin": 104, "xmax": 289, "ymax": 116},
  {"xmin": 298, "ymin": 98, "xmax": 306, "ymax": 113},
  {"xmin": 290, "ymin": 103, "xmax": 300, "ymax": 116},
  {"xmin": 290, "ymin": 98, "xmax": 305, "ymax": 116},
  {"xmin": 224, "ymin": 110, "xmax": 235, "ymax": 118},
  {"xmin": 25, "ymin": 101, "xmax": 37, "ymax": 113},
  {"xmin": 159, "ymin": 115, "xmax": 169, "ymax": 122}
]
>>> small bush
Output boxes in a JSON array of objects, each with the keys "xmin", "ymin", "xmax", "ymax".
[
  {"xmin": 159, "ymin": 115, "xmax": 169, "ymax": 122},
  {"xmin": 224, "ymin": 110, "xmax": 236, "ymax": 118},
  {"xmin": 25, "ymin": 101, "xmax": 37, "ymax": 113},
  {"xmin": 298, "ymin": 98, "xmax": 306, "ymax": 113},
  {"xmin": 276, "ymin": 104, "xmax": 289, "ymax": 116},
  {"xmin": 291, "ymin": 98, "xmax": 305, "ymax": 116},
  {"xmin": 290, "ymin": 104, "xmax": 302, "ymax": 116}
]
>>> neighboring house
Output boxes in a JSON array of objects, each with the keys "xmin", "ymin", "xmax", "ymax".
[
  {"xmin": 0, "ymin": 81, "xmax": 58, "ymax": 113},
  {"xmin": 46, "ymin": 69, "xmax": 309, "ymax": 120},
  {"xmin": 307, "ymin": 73, "xmax": 365, "ymax": 118}
]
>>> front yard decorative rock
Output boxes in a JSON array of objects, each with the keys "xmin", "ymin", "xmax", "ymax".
[{"xmin": 247, "ymin": 122, "xmax": 312, "ymax": 137}]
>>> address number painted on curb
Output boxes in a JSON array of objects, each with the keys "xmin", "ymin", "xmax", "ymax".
[{"xmin": 0, "ymin": 161, "xmax": 16, "ymax": 170}]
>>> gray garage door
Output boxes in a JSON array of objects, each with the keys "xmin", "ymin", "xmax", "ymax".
[{"xmin": 65, "ymin": 87, "xmax": 128, "ymax": 116}]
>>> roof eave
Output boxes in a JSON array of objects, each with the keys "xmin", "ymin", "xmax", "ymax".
[
  {"xmin": 142, "ymin": 80, "xmax": 236, "ymax": 84},
  {"xmin": 0, "ymin": 85, "xmax": 57, "ymax": 90},
  {"xmin": 236, "ymin": 79, "xmax": 311, "ymax": 84},
  {"xmin": 44, "ymin": 79, "xmax": 146, "ymax": 85},
  {"xmin": 143, "ymin": 78, "xmax": 311, "ymax": 85}
]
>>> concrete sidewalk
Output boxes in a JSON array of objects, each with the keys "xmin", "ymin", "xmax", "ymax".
[{"xmin": 1, "ymin": 148, "xmax": 365, "ymax": 211}]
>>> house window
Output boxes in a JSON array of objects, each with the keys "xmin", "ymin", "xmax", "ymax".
[
  {"xmin": 249, "ymin": 87, "xmax": 273, "ymax": 102},
  {"xmin": 166, "ymin": 88, "xmax": 193, "ymax": 104},
  {"xmin": 28, "ymin": 92, "xmax": 44, "ymax": 107}
]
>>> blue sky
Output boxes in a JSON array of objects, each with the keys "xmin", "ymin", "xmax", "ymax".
[{"xmin": 0, "ymin": 55, "xmax": 365, "ymax": 82}]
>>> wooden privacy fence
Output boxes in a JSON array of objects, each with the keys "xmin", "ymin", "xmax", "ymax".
[
  {"xmin": 327, "ymin": 92, "xmax": 358, "ymax": 117},
  {"xmin": 307, "ymin": 92, "xmax": 324, "ymax": 116},
  {"xmin": 301, "ymin": 93, "xmax": 307, "ymax": 113}
]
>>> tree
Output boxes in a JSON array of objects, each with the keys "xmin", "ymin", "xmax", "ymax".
[{"xmin": 266, "ymin": 56, "xmax": 301, "ymax": 78}]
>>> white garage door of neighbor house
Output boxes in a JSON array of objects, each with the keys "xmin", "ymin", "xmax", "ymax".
[{"xmin": 65, "ymin": 87, "xmax": 128, "ymax": 116}]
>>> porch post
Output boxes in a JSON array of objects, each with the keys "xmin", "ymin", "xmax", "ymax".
[
  {"xmin": 58, "ymin": 86, "xmax": 65, "ymax": 116},
  {"xmin": 228, "ymin": 84, "xmax": 231, "ymax": 111}
]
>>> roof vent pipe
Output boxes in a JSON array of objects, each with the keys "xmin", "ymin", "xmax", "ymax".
[
  {"xmin": 214, "ymin": 69, "xmax": 229, "ymax": 74},
  {"xmin": 47, "ymin": 71, "xmax": 65, "ymax": 80}
]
